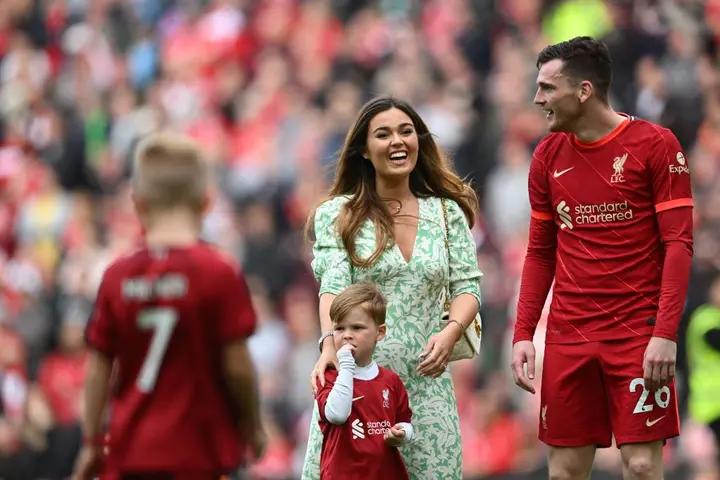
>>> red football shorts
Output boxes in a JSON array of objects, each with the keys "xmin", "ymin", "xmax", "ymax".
[{"xmin": 539, "ymin": 335, "xmax": 680, "ymax": 448}]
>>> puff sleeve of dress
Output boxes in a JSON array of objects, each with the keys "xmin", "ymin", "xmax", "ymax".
[
  {"xmin": 445, "ymin": 199, "xmax": 483, "ymax": 306},
  {"xmin": 311, "ymin": 197, "xmax": 353, "ymax": 296}
]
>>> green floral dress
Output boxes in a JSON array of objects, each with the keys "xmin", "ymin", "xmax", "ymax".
[{"xmin": 301, "ymin": 195, "xmax": 483, "ymax": 480}]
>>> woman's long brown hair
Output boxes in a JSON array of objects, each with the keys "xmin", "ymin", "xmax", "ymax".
[{"xmin": 305, "ymin": 96, "xmax": 478, "ymax": 268}]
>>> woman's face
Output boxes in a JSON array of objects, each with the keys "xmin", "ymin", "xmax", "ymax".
[{"xmin": 365, "ymin": 107, "xmax": 419, "ymax": 183}]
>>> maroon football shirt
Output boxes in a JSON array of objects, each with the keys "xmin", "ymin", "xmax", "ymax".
[
  {"xmin": 517, "ymin": 116, "xmax": 693, "ymax": 344},
  {"xmin": 316, "ymin": 367, "xmax": 412, "ymax": 479},
  {"xmin": 86, "ymin": 243, "xmax": 256, "ymax": 473}
]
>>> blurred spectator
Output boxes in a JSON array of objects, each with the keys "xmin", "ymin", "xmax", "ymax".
[{"xmin": 30, "ymin": 298, "xmax": 89, "ymax": 479}]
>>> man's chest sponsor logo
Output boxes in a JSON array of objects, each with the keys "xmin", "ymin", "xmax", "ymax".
[{"xmin": 556, "ymin": 200, "xmax": 634, "ymax": 229}]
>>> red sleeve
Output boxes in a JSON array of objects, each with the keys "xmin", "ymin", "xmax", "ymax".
[
  {"xmin": 645, "ymin": 128, "xmax": 694, "ymax": 341},
  {"xmin": 652, "ymin": 207, "xmax": 694, "ymax": 341},
  {"xmin": 513, "ymin": 149, "xmax": 558, "ymax": 344},
  {"xmin": 85, "ymin": 273, "xmax": 116, "ymax": 357},
  {"xmin": 315, "ymin": 370, "xmax": 337, "ymax": 424},
  {"xmin": 394, "ymin": 375, "xmax": 412, "ymax": 424},
  {"xmin": 648, "ymin": 127, "xmax": 694, "ymax": 212},
  {"xmin": 216, "ymin": 263, "xmax": 257, "ymax": 342},
  {"xmin": 528, "ymin": 148, "xmax": 554, "ymax": 221}
]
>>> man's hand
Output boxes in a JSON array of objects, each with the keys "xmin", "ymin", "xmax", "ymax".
[
  {"xmin": 643, "ymin": 336, "xmax": 677, "ymax": 391},
  {"xmin": 383, "ymin": 424, "xmax": 406, "ymax": 447},
  {"xmin": 510, "ymin": 340, "xmax": 536, "ymax": 394}
]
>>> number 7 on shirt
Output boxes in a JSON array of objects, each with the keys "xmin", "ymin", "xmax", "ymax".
[{"xmin": 136, "ymin": 307, "xmax": 178, "ymax": 393}]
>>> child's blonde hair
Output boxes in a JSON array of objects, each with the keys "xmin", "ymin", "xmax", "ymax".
[
  {"xmin": 330, "ymin": 282, "xmax": 386, "ymax": 327},
  {"xmin": 132, "ymin": 132, "xmax": 207, "ymax": 212}
]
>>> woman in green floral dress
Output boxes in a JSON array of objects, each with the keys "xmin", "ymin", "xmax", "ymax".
[{"xmin": 301, "ymin": 96, "xmax": 483, "ymax": 480}]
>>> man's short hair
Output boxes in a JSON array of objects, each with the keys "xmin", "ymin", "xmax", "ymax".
[
  {"xmin": 132, "ymin": 132, "xmax": 207, "ymax": 212},
  {"xmin": 330, "ymin": 282, "xmax": 387, "ymax": 327},
  {"xmin": 536, "ymin": 36, "xmax": 613, "ymax": 103}
]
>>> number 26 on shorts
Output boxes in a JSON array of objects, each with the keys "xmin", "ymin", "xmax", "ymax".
[
  {"xmin": 136, "ymin": 307, "xmax": 178, "ymax": 393},
  {"xmin": 629, "ymin": 377, "xmax": 670, "ymax": 414}
]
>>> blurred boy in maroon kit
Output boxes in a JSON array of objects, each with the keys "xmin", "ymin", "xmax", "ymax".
[{"xmin": 74, "ymin": 133, "xmax": 266, "ymax": 480}]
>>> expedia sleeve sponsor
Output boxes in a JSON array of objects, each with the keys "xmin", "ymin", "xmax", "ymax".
[{"xmin": 669, "ymin": 152, "xmax": 689, "ymax": 174}]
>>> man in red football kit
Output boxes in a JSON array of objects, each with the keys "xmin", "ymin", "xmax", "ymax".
[
  {"xmin": 73, "ymin": 133, "xmax": 266, "ymax": 480},
  {"xmin": 511, "ymin": 37, "xmax": 693, "ymax": 480}
]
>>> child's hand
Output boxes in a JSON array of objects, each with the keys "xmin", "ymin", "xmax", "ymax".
[
  {"xmin": 338, "ymin": 343, "xmax": 356, "ymax": 357},
  {"xmin": 383, "ymin": 424, "xmax": 406, "ymax": 447},
  {"xmin": 336, "ymin": 344, "xmax": 356, "ymax": 371}
]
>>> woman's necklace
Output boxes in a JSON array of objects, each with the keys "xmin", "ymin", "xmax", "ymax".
[{"xmin": 385, "ymin": 194, "xmax": 414, "ymax": 216}]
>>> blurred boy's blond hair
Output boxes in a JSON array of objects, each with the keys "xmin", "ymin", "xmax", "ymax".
[
  {"xmin": 132, "ymin": 132, "xmax": 208, "ymax": 213},
  {"xmin": 132, "ymin": 132, "xmax": 209, "ymax": 244}
]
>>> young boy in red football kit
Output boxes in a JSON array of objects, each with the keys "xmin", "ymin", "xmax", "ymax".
[
  {"xmin": 315, "ymin": 282, "xmax": 413, "ymax": 479},
  {"xmin": 74, "ymin": 133, "xmax": 266, "ymax": 480}
]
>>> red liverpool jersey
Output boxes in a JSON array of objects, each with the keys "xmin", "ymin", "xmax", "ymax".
[
  {"xmin": 316, "ymin": 366, "xmax": 412, "ymax": 480},
  {"xmin": 86, "ymin": 243, "xmax": 257, "ymax": 473},
  {"xmin": 522, "ymin": 116, "xmax": 693, "ymax": 344}
]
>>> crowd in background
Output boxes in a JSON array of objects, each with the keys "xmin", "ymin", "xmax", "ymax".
[{"xmin": 0, "ymin": 0, "xmax": 719, "ymax": 479}]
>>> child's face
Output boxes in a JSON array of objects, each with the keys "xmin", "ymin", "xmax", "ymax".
[{"xmin": 333, "ymin": 306, "xmax": 386, "ymax": 366}]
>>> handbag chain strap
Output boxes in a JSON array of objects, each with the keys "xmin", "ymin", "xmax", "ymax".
[
  {"xmin": 441, "ymin": 198, "xmax": 451, "ymax": 312},
  {"xmin": 441, "ymin": 199, "xmax": 482, "ymax": 338}
]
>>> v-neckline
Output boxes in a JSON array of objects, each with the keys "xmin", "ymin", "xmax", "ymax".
[{"xmin": 393, "ymin": 197, "xmax": 422, "ymax": 265}]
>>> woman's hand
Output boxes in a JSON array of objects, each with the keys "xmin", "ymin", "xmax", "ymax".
[
  {"xmin": 310, "ymin": 348, "xmax": 339, "ymax": 395},
  {"xmin": 417, "ymin": 323, "xmax": 463, "ymax": 377}
]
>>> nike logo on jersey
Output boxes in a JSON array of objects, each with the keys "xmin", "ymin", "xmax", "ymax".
[
  {"xmin": 646, "ymin": 415, "xmax": 665, "ymax": 427},
  {"xmin": 352, "ymin": 396, "xmax": 364, "ymax": 402},
  {"xmin": 553, "ymin": 167, "xmax": 574, "ymax": 178}
]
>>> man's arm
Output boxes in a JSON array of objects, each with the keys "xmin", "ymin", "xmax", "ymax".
[
  {"xmin": 652, "ymin": 207, "xmax": 693, "ymax": 340},
  {"xmin": 647, "ymin": 128, "xmax": 694, "ymax": 341},
  {"xmin": 513, "ymin": 151, "xmax": 558, "ymax": 343}
]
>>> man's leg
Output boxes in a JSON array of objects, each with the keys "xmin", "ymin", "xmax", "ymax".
[
  {"xmin": 619, "ymin": 441, "xmax": 664, "ymax": 480},
  {"xmin": 548, "ymin": 445, "xmax": 597, "ymax": 480},
  {"xmin": 541, "ymin": 342, "xmax": 613, "ymax": 480},
  {"xmin": 601, "ymin": 336, "xmax": 681, "ymax": 480}
]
